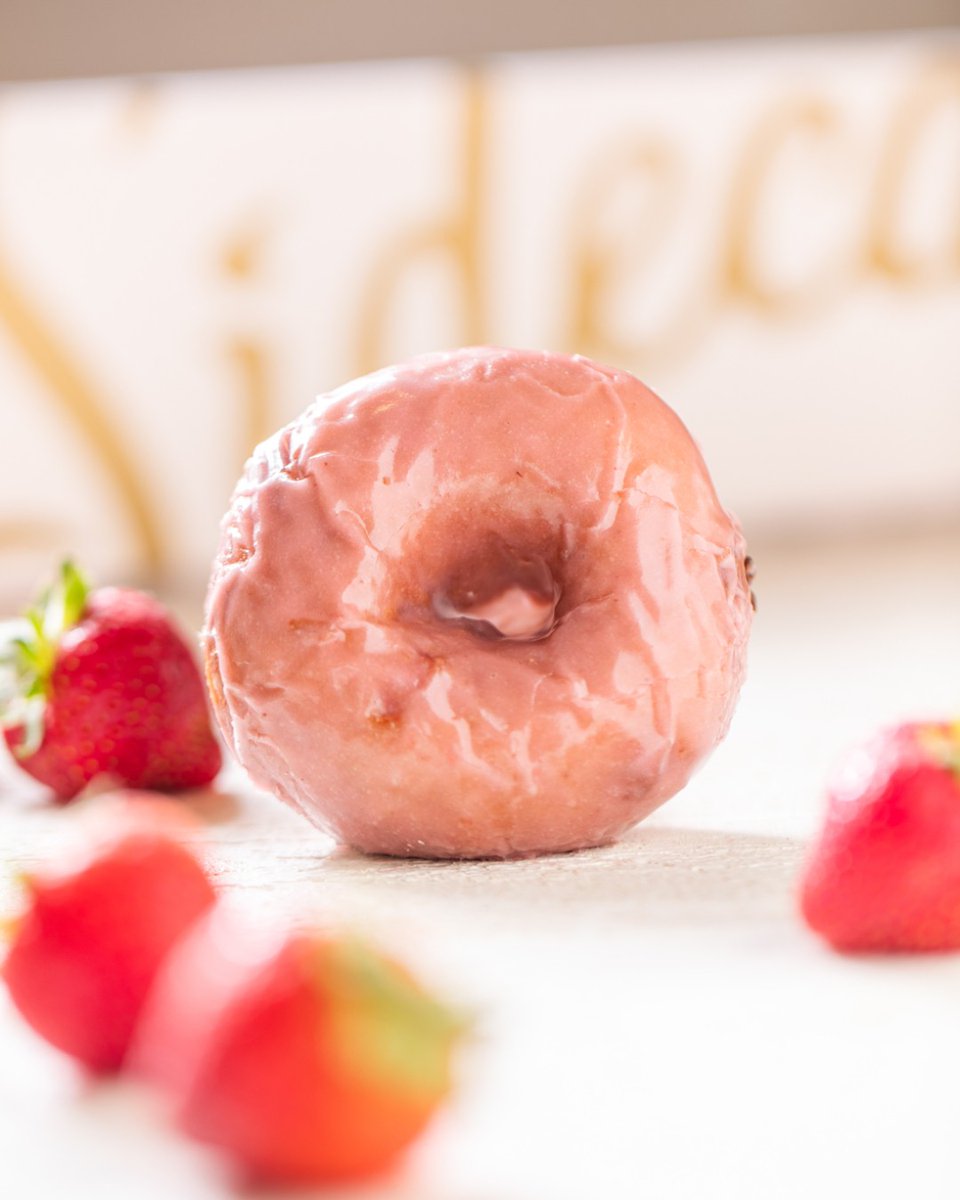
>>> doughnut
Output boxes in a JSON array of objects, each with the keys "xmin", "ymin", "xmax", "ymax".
[{"xmin": 204, "ymin": 347, "xmax": 753, "ymax": 859}]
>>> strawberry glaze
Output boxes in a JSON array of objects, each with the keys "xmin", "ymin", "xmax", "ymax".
[{"xmin": 204, "ymin": 348, "xmax": 752, "ymax": 858}]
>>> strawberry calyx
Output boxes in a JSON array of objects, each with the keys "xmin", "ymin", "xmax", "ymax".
[
  {"xmin": 0, "ymin": 561, "xmax": 90, "ymax": 757},
  {"xmin": 318, "ymin": 937, "xmax": 468, "ymax": 1100},
  {"xmin": 917, "ymin": 720, "xmax": 960, "ymax": 781},
  {"xmin": 0, "ymin": 913, "xmax": 22, "ymax": 943},
  {"xmin": 0, "ymin": 870, "xmax": 33, "ymax": 944}
]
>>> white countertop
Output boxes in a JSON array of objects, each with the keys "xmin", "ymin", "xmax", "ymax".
[{"xmin": 2, "ymin": 528, "xmax": 959, "ymax": 1200}]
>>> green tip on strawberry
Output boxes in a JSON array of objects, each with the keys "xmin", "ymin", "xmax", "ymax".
[
  {"xmin": 321, "ymin": 936, "xmax": 470, "ymax": 1101},
  {"xmin": 133, "ymin": 912, "xmax": 467, "ymax": 1184},
  {"xmin": 0, "ymin": 560, "xmax": 221, "ymax": 801},
  {"xmin": 799, "ymin": 720, "xmax": 960, "ymax": 954},
  {"xmin": 917, "ymin": 720, "xmax": 960, "ymax": 778},
  {"xmin": 0, "ymin": 560, "xmax": 90, "ymax": 757},
  {"xmin": 0, "ymin": 911, "xmax": 22, "ymax": 944}
]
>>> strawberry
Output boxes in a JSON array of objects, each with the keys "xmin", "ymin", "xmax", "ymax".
[
  {"xmin": 799, "ymin": 720, "xmax": 960, "ymax": 952},
  {"xmin": 2, "ymin": 812, "xmax": 216, "ymax": 1071},
  {"xmin": 0, "ymin": 561, "xmax": 221, "ymax": 800},
  {"xmin": 134, "ymin": 908, "xmax": 465, "ymax": 1184}
]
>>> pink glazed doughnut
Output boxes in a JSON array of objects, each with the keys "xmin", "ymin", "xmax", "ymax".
[{"xmin": 204, "ymin": 348, "xmax": 753, "ymax": 858}]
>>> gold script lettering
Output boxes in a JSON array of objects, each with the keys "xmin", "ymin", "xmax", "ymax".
[
  {"xmin": 0, "ymin": 259, "xmax": 165, "ymax": 574},
  {"xmin": 354, "ymin": 70, "xmax": 486, "ymax": 376},
  {"xmin": 226, "ymin": 337, "xmax": 272, "ymax": 462},
  {"xmin": 567, "ymin": 139, "xmax": 708, "ymax": 366},
  {"xmin": 0, "ymin": 100, "xmax": 165, "ymax": 575},
  {"xmin": 724, "ymin": 98, "xmax": 848, "ymax": 314},
  {"xmin": 867, "ymin": 58, "xmax": 960, "ymax": 283},
  {"xmin": 219, "ymin": 217, "xmax": 275, "ymax": 460}
]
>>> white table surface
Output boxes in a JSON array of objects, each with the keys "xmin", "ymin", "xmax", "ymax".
[{"xmin": 2, "ymin": 528, "xmax": 959, "ymax": 1200}]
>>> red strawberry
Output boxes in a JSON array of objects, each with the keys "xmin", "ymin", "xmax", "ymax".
[
  {"xmin": 134, "ymin": 908, "xmax": 465, "ymax": 1184},
  {"xmin": 799, "ymin": 720, "xmax": 960, "ymax": 952},
  {"xmin": 3, "ymin": 813, "xmax": 216, "ymax": 1071},
  {"xmin": 0, "ymin": 561, "xmax": 221, "ymax": 800}
]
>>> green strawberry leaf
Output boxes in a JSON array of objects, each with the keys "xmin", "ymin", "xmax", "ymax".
[
  {"xmin": 60, "ymin": 560, "xmax": 89, "ymax": 631},
  {"xmin": 0, "ymin": 559, "xmax": 91, "ymax": 757},
  {"xmin": 318, "ymin": 936, "xmax": 469, "ymax": 1101},
  {"xmin": 919, "ymin": 721, "xmax": 960, "ymax": 780}
]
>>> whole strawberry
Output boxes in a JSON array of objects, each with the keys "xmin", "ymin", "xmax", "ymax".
[
  {"xmin": 0, "ymin": 561, "xmax": 221, "ymax": 800},
  {"xmin": 800, "ymin": 720, "xmax": 960, "ymax": 952},
  {"xmin": 3, "ymin": 812, "xmax": 217, "ymax": 1071},
  {"xmin": 134, "ymin": 909, "xmax": 465, "ymax": 1184}
]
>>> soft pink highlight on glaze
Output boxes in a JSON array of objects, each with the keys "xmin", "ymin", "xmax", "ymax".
[
  {"xmin": 204, "ymin": 347, "xmax": 753, "ymax": 859},
  {"xmin": 434, "ymin": 583, "xmax": 559, "ymax": 641}
]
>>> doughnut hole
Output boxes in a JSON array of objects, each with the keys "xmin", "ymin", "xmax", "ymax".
[
  {"xmin": 432, "ymin": 541, "xmax": 560, "ymax": 642},
  {"xmin": 384, "ymin": 491, "xmax": 574, "ymax": 648}
]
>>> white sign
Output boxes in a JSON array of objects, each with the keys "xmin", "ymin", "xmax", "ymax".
[{"xmin": 0, "ymin": 33, "xmax": 957, "ymax": 597}]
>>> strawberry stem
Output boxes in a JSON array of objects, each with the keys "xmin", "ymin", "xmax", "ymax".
[
  {"xmin": 919, "ymin": 721, "xmax": 960, "ymax": 780},
  {"xmin": 58, "ymin": 560, "xmax": 89, "ymax": 634},
  {"xmin": 0, "ymin": 559, "xmax": 91, "ymax": 756},
  {"xmin": 0, "ymin": 913, "xmax": 21, "ymax": 943},
  {"xmin": 319, "ymin": 937, "xmax": 468, "ymax": 1098}
]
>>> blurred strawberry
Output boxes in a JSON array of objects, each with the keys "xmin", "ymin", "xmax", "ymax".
[
  {"xmin": 0, "ymin": 561, "xmax": 221, "ymax": 800},
  {"xmin": 134, "ymin": 908, "xmax": 465, "ymax": 1184},
  {"xmin": 800, "ymin": 720, "xmax": 960, "ymax": 952},
  {"xmin": 3, "ymin": 816, "xmax": 216, "ymax": 1071}
]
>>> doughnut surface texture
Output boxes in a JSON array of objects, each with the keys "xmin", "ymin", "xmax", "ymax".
[{"xmin": 204, "ymin": 348, "xmax": 753, "ymax": 858}]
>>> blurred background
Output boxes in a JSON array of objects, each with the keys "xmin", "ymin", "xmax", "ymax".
[
  {"xmin": 0, "ymin": 0, "xmax": 958, "ymax": 828},
  {"xmin": 0, "ymin": 2, "xmax": 957, "ymax": 608}
]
